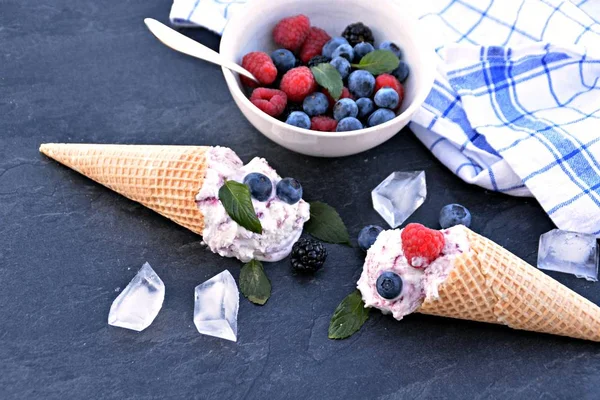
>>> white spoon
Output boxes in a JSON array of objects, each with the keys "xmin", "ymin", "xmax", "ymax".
[{"xmin": 143, "ymin": 18, "xmax": 259, "ymax": 83}]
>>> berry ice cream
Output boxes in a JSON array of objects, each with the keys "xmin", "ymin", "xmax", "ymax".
[
  {"xmin": 196, "ymin": 147, "xmax": 310, "ymax": 263},
  {"xmin": 357, "ymin": 224, "xmax": 470, "ymax": 320}
]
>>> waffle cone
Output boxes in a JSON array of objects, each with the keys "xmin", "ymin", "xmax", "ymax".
[
  {"xmin": 418, "ymin": 228, "xmax": 600, "ymax": 341},
  {"xmin": 39, "ymin": 143, "xmax": 210, "ymax": 235}
]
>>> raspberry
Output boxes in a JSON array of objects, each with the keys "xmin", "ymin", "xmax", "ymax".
[
  {"xmin": 375, "ymin": 74, "xmax": 404, "ymax": 109},
  {"xmin": 241, "ymin": 52, "xmax": 278, "ymax": 88},
  {"xmin": 322, "ymin": 87, "xmax": 352, "ymax": 109},
  {"xmin": 273, "ymin": 15, "xmax": 311, "ymax": 52},
  {"xmin": 299, "ymin": 27, "xmax": 332, "ymax": 64},
  {"xmin": 280, "ymin": 66, "xmax": 317, "ymax": 102},
  {"xmin": 401, "ymin": 223, "xmax": 445, "ymax": 268},
  {"xmin": 250, "ymin": 88, "xmax": 287, "ymax": 117},
  {"xmin": 310, "ymin": 116, "xmax": 338, "ymax": 132}
]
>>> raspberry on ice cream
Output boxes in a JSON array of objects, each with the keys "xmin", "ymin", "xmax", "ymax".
[
  {"xmin": 401, "ymin": 223, "xmax": 445, "ymax": 268},
  {"xmin": 272, "ymin": 14, "xmax": 311, "ymax": 52},
  {"xmin": 250, "ymin": 88, "xmax": 287, "ymax": 117},
  {"xmin": 241, "ymin": 52, "xmax": 278, "ymax": 88},
  {"xmin": 280, "ymin": 66, "xmax": 317, "ymax": 102}
]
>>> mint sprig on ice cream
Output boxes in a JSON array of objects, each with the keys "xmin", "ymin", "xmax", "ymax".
[{"xmin": 218, "ymin": 180, "xmax": 263, "ymax": 234}]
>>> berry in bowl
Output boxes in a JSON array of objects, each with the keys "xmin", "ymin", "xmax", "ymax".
[{"xmin": 220, "ymin": 0, "xmax": 435, "ymax": 157}]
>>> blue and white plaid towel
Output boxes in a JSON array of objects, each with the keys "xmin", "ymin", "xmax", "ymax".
[{"xmin": 170, "ymin": 0, "xmax": 600, "ymax": 235}]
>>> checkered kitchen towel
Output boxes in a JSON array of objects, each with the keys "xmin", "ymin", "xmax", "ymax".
[{"xmin": 170, "ymin": 0, "xmax": 600, "ymax": 235}]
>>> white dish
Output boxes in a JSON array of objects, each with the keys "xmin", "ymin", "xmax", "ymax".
[{"xmin": 220, "ymin": 0, "xmax": 436, "ymax": 157}]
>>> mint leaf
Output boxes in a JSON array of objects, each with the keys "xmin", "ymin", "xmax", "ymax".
[
  {"xmin": 352, "ymin": 50, "xmax": 399, "ymax": 75},
  {"xmin": 239, "ymin": 259, "xmax": 271, "ymax": 305},
  {"xmin": 304, "ymin": 201, "xmax": 350, "ymax": 245},
  {"xmin": 310, "ymin": 63, "xmax": 343, "ymax": 100},
  {"xmin": 328, "ymin": 290, "xmax": 370, "ymax": 339},
  {"xmin": 218, "ymin": 180, "xmax": 262, "ymax": 234}
]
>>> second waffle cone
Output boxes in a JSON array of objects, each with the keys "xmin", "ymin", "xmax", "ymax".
[{"xmin": 418, "ymin": 228, "xmax": 600, "ymax": 341}]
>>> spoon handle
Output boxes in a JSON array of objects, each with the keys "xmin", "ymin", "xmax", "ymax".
[{"xmin": 144, "ymin": 18, "xmax": 258, "ymax": 83}]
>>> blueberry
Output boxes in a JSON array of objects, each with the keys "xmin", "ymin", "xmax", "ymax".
[
  {"xmin": 439, "ymin": 204, "xmax": 471, "ymax": 229},
  {"xmin": 302, "ymin": 92, "xmax": 329, "ymax": 117},
  {"xmin": 270, "ymin": 49, "xmax": 296, "ymax": 74},
  {"xmin": 322, "ymin": 37, "xmax": 349, "ymax": 58},
  {"xmin": 376, "ymin": 271, "xmax": 403, "ymax": 300},
  {"xmin": 336, "ymin": 117, "xmax": 363, "ymax": 132},
  {"xmin": 276, "ymin": 178, "xmax": 303, "ymax": 204},
  {"xmin": 354, "ymin": 42, "xmax": 375, "ymax": 61},
  {"xmin": 374, "ymin": 87, "xmax": 399, "ymax": 109},
  {"xmin": 379, "ymin": 41, "xmax": 403, "ymax": 59},
  {"xmin": 367, "ymin": 108, "xmax": 396, "ymax": 127},
  {"xmin": 307, "ymin": 55, "xmax": 331, "ymax": 68},
  {"xmin": 286, "ymin": 111, "xmax": 311, "ymax": 129},
  {"xmin": 333, "ymin": 98, "xmax": 359, "ymax": 121},
  {"xmin": 330, "ymin": 56, "xmax": 351, "ymax": 79},
  {"xmin": 331, "ymin": 44, "xmax": 354, "ymax": 62},
  {"xmin": 356, "ymin": 98, "xmax": 375, "ymax": 119},
  {"xmin": 348, "ymin": 70, "xmax": 375, "ymax": 98},
  {"xmin": 243, "ymin": 172, "xmax": 272, "ymax": 202},
  {"xmin": 358, "ymin": 225, "xmax": 384, "ymax": 251},
  {"xmin": 391, "ymin": 60, "xmax": 410, "ymax": 83}
]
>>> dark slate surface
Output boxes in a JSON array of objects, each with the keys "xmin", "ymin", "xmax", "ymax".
[{"xmin": 2, "ymin": 1, "xmax": 600, "ymax": 399}]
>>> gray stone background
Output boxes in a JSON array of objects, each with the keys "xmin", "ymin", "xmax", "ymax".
[{"xmin": 2, "ymin": 0, "xmax": 600, "ymax": 399}]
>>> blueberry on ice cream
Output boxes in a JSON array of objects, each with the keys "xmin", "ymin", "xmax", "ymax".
[
  {"xmin": 276, "ymin": 178, "xmax": 303, "ymax": 204},
  {"xmin": 376, "ymin": 271, "xmax": 403, "ymax": 299},
  {"xmin": 196, "ymin": 147, "xmax": 310, "ymax": 263},
  {"xmin": 357, "ymin": 224, "xmax": 470, "ymax": 320},
  {"xmin": 243, "ymin": 172, "xmax": 273, "ymax": 202}
]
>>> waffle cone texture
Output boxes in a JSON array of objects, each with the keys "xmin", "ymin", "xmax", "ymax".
[
  {"xmin": 418, "ymin": 228, "xmax": 600, "ymax": 342},
  {"xmin": 39, "ymin": 143, "xmax": 209, "ymax": 235}
]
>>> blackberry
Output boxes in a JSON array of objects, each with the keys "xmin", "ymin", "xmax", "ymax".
[
  {"xmin": 342, "ymin": 22, "xmax": 374, "ymax": 47},
  {"xmin": 280, "ymin": 102, "xmax": 304, "ymax": 121},
  {"xmin": 307, "ymin": 55, "xmax": 331, "ymax": 67},
  {"xmin": 290, "ymin": 238, "xmax": 327, "ymax": 273}
]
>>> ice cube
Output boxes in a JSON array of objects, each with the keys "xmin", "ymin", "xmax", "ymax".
[
  {"xmin": 537, "ymin": 229, "xmax": 599, "ymax": 281},
  {"xmin": 372, "ymin": 171, "xmax": 427, "ymax": 228},
  {"xmin": 108, "ymin": 262, "xmax": 165, "ymax": 331},
  {"xmin": 194, "ymin": 270, "xmax": 239, "ymax": 342}
]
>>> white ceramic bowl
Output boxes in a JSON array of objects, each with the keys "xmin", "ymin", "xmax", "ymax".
[{"xmin": 220, "ymin": 0, "xmax": 435, "ymax": 157}]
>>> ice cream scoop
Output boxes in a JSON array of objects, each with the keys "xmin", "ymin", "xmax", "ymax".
[{"xmin": 358, "ymin": 225, "xmax": 600, "ymax": 342}]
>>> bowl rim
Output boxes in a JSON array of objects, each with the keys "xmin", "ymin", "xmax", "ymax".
[{"xmin": 219, "ymin": 0, "xmax": 436, "ymax": 138}]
